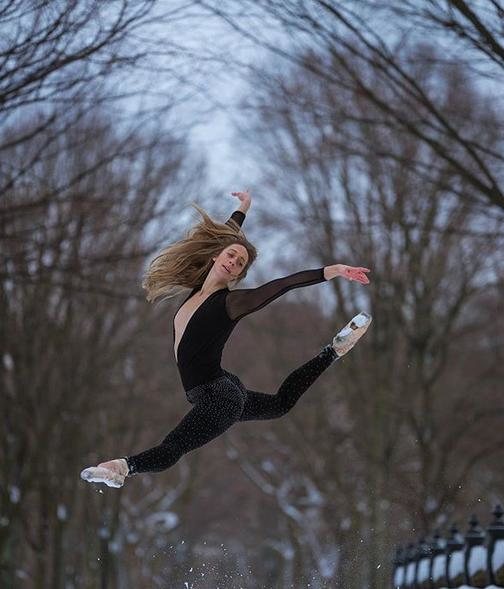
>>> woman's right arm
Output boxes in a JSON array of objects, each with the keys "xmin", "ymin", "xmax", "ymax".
[
  {"xmin": 225, "ymin": 210, "xmax": 246, "ymax": 231},
  {"xmin": 225, "ymin": 190, "xmax": 251, "ymax": 231}
]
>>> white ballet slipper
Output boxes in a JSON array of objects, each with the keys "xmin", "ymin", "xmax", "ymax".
[
  {"xmin": 332, "ymin": 312, "xmax": 372, "ymax": 357},
  {"xmin": 80, "ymin": 459, "xmax": 129, "ymax": 488}
]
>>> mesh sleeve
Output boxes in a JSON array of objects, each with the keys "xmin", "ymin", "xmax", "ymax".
[
  {"xmin": 225, "ymin": 210, "xmax": 246, "ymax": 232},
  {"xmin": 225, "ymin": 268, "xmax": 326, "ymax": 321}
]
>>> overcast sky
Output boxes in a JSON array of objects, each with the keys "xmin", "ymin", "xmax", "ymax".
[{"xmin": 121, "ymin": 2, "xmax": 283, "ymax": 192}]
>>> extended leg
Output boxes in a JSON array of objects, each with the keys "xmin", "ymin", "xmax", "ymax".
[
  {"xmin": 125, "ymin": 392, "xmax": 243, "ymax": 474},
  {"xmin": 239, "ymin": 344, "xmax": 338, "ymax": 422},
  {"xmin": 81, "ymin": 386, "xmax": 244, "ymax": 485},
  {"xmin": 239, "ymin": 311, "xmax": 372, "ymax": 422}
]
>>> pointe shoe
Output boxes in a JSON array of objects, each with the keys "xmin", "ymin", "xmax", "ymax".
[
  {"xmin": 80, "ymin": 458, "xmax": 129, "ymax": 488},
  {"xmin": 332, "ymin": 312, "xmax": 372, "ymax": 357}
]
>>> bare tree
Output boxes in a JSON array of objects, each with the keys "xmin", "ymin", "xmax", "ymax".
[
  {"xmin": 222, "ymin": 54, "xmax": 504, "ymax": 588},
  {"xmin": 0, "ymin": 107, "xmax": 206, "ymax": 587},
  {"xmin": 0, "ymin": 0, "xmax": 220, "ymax": 296},
  {"xmin": 385, "ymin": 0, "xmax": 504, "ymax": 75},
  {"xmin": 199, "ymin": 0, "xmax": 504, "ymax": 214},
  {"xmin": 0, "ymin": 1, "xmax": 150, "ymax": 191}
]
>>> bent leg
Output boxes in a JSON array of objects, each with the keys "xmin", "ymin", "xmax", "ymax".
[
  {"xmin": 126, "ymin": 388, "xmax": 243, "ymax": 475},
  {"xmin": 239, "ymin": 344, "xmax": 338, "ymax": 422}
]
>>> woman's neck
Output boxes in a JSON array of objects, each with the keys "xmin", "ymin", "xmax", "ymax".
[{"xmin": 198, "ymin": 276, "xmax": 227, "ymax": 296}]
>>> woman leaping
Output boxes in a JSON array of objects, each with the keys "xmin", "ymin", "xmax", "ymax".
[{"xmin": 81, "ymin": 190, "xmax": 372, "ymax": 488}]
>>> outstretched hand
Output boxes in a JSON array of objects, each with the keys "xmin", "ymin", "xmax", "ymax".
[
  {"xmin": 231, "ymin": 189, "xmax": 251, "ymax": 212},
  {"xmin": 324, "ymin": 264, "xmax": 371, "ymax": 284}
]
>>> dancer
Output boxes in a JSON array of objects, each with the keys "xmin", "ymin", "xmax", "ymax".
[{"xmin": 81, "ymin": 191, "xmax": 372, "ymax": 488}]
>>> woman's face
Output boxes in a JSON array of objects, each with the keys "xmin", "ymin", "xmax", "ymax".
[{"xmin": 212, "ymin": 244, "xmax": 249, "ymax": 283}]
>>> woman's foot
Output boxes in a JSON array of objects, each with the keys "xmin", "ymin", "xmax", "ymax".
[
  {"xmin": 80, "ymin": 458, "xmax": 129, "ymax": 488},
  {"xmin": 332, "ymin": 312, "xmax": 372, "ymax": 357}
]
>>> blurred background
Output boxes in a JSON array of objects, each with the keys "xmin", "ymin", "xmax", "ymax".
[{"xmin": 1, "ymin": 1, "xmax": 503, "ymax": 587}]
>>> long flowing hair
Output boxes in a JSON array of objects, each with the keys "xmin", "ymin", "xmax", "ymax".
[{"xmin": 142, "ymin": 203, "xmax": 258, "ymax": 304}]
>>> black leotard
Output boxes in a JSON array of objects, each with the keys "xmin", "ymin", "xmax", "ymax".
[{"xmin": 173, "ymin": 210, "xmax": 326, "ymax": 391}]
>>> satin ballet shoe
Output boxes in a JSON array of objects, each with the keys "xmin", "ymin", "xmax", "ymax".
[
  {"xmin": 332, "ymin": 312, "xmax": 372, "ymax": 357},
  {"xmin": 80, "ymin": 458, "xmax": 129, "ymax": 488}
]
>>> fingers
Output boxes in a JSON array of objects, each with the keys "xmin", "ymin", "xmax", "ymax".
[
  {"xmin": 344, "ymin": 265, "xmax": 371, "ymax": 272},
  {"xmin": 345, "ymin": 266, "xmax": 371, "ymax": 284},
  {"xmin": 350, "ymin": 275, "xmax": 369, "ymax": 284}
]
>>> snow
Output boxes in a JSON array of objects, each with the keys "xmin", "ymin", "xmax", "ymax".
[
  {"xmin": 449, "ymin": 550, "xmax": 465, "ymax": 579},
  {"xmin": 301, "ymin": 478, "xmax": 324, "ymax": 507},
  {"xmin": 9, "ymin": 485, "xmax": 20, "ymax": 503},
  {"xmin": 316, "ymin": 551, "xmax": 338, "ymax": 578},
  {"xmin": 405, "ymin": 561, "xmax": 416, "ymax": 585},
  {"xmin": 356, "ymin": 501, "xmax": 367, "ymax": 513},
  {"xmin": 492, "ymin": 539, "xmax": 504, "ymax": 571},
  {"xmin": 3, "ymin": 353, "xmax": 14, "ymax": 370},
  {"xmin": 145, "ymin": 510, "xmax": 179, "ymax": 531},
  {"xmin": 468, "ymin": 544, "xmax": 487, "ymax": 576},
  {"xmin": 340, "ymin": 517, "xmax": 351, "ymax": 530},
  {"xmin": 432, "ymin": 554, "xmax": 446, "ymax": 581},
  {"xmin": 57, "ymin": 504, "xmax": 67, "ymax": 521},
  {"xmin": 425, "ymin": 496, "xmax": 439, "ymax": 513},
  {"xmin": 15, "ymin": 569, "xmax": 29, "ymax": 580},
  {"xmin": 417, "ymin": 557, "xmax": 430, "ymax": 581},
  {"xmin": 393, "ymin": 565, "xmax": 405, "ymax": 587}
]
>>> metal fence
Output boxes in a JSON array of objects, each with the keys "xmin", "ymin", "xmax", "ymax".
[{"xmin": 392, "ymin": 505, "xmax": 504, "ymax": 588}]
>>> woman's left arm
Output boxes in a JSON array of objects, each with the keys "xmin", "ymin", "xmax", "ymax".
[
  {"xmin": 226, "ymin": 263, "xmax": 371, "ymax": 321},
  {"xmin": 226, "ymin": 268, "xmax": 326, "ymax": 321},
  {"xmin": 323, "ymin": 264, "xmax": 370, "ymax": 284}
]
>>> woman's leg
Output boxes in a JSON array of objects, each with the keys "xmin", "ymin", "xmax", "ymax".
[
  {"xmin": 239, "ymin": 344, "xmax": 338, "ymax": 422},
  {"xmin": 125, "ymin": 382, "xmax": 244, "ymax": 475}
]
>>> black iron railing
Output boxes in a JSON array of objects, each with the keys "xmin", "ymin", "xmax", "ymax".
[{"xmin": 393, "ymin": 505, "xmax": 504, "ymax": 588}]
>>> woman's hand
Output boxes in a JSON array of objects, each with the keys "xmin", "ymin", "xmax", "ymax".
[
  {"xmin": 324, "ymin": 264, "xmax": 371, "ymax": 284},
  {"xmin": 231, "ymin": 189, "xmax": 251, "ymax": 213}
]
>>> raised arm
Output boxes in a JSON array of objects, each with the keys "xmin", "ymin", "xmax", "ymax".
[
  {"xmin": 224, "ymin": 190, "xmax": 251, "ymax": 231},
  {"xmin": 225, "ymin": 268, "xmax": 326, "ymax": 321},
  {"xmin": 225, "ymin": 210, "xmax": 246, "ymax": 231}
]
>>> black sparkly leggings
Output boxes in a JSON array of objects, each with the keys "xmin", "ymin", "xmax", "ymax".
[{"xmin": 125, "ymin": 344, "xmax": 338, "ymax": 475}]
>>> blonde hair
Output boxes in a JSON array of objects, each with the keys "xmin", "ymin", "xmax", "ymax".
[{"xmin": 143, "ymin": 203, "xmax": 258, "ymax": 304}]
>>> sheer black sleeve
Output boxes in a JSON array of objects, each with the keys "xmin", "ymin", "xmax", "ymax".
[
  {"xmin": 225, "ymin": 210, "xmax": 246, "ymax": 232},
  {"xmin": 225, "ymin": 268, "xmax": 326, "ymax": 321}
]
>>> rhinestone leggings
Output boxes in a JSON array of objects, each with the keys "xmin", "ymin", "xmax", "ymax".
[{"xmin": 125, "ymin": 344, "xmax": 338, "ymax": 475}]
